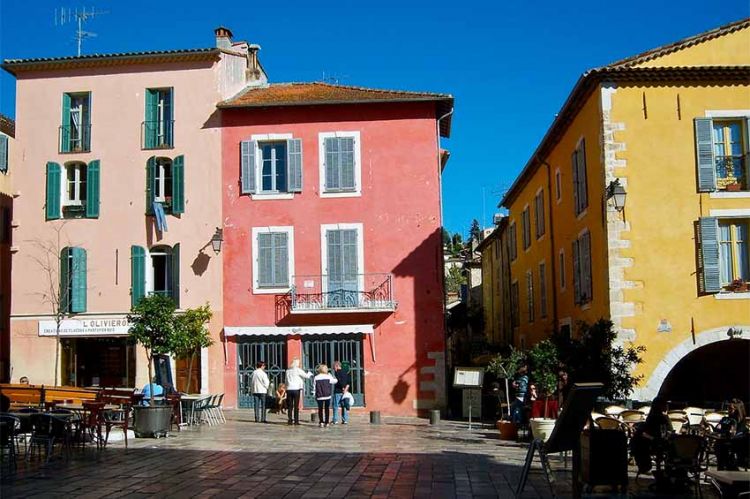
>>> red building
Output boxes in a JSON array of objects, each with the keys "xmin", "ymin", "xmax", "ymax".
[{"xmin": 219, "ymin": 82, "xmax": 453, "ymax": 415}]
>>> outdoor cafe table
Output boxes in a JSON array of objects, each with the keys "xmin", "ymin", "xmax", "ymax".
[
  {"xmin": 55, "ymin": 403, "xmax": 119, "ymax": 411},
  {"xmin": 180, "ymin": 395, "xmax": 208, "ymax": 426},
  {"xmin": 707, "ymin": 470, "xmax": 750, "ymax": 499}
]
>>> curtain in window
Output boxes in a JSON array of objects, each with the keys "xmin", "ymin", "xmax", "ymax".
[
  {"xmin": 736, "ymin": 223, "xmax": 749, "ymax": 281},
  {"xmin": 719, "ymin": 224, "xmax": 732, "ymax": 285}
]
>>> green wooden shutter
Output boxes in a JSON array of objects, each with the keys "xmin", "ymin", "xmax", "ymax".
[
  {"xmin": 46, "ymin": 162, "xmax": 62, "ymax": 220},
  {"xmin": 146, "ymin": 156, "xmax": 156, "ymax": 215},
  {"xmin": 61, "ymin": 93, "xmax": 71, "ymax": 153},
  {"xmin": 86, "ymin": 160, "xmax": 100, "ymax": 218},
  {"xmin": 145, "ymin": 89, "xmax": 157, "ymax": 149},
  {"xmin": 82, "ymin": 93, "xmax": 91, "ymax": 151},
  {"xmin": 240, "ymin": 140, "xmax": 256, "ymax": 194},
  {"xmin": 172, "ymin": 155, "xmax": 185, "ymax": 214},
  {"xmin": 165, "ymin": 89, "xmax": 174, "ymax": 147},
  {"xmin": 70, "ymin": 247, "xmax": 87, "ymax": 313},
  {"xmin": 694, "ymin": 118, "xmax": 716, "ymax": 192},
  {"xmin": 0, "ymin": 135, "xmax": 8, "ymax": 173},
  {"xmin": 171, "ymin": 243, "xmax": 180, "ymax": 307},
  {"xmin": 60, "ymin": 247, "xmax": 71, "ymax": 312},
  {"xmin": 699, "ymin": 217, "xmax": 721, "ymax": 293},
  {"xmin": 287, "ymin": 138, "xmax": 303, "ymax": 192},
  {"xmin": 131, "ymin": 245, "xmax": 146, "ymax": 308}
]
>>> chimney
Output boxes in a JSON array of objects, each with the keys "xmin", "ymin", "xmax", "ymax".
[
  {"xmin": 214, "ymin": 26, "xmax": 233, "ymax": 49},
  {"xmin": 246, "ymin": 44, "xmax": 262, "ymax": 82}
]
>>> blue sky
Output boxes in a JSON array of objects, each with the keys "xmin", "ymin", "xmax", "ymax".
[{"xmin": 1, "ymin": 1, "xmax": 747, "ymax": 236}]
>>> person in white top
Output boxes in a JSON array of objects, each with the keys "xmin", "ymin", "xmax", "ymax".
[
  {"xmin": 285, "ymin": 358, "xmax": 313, "ymax": 425},
  {"xmin": 251, "ymin": 361, "xmax": 270, "ymax": 423},
  {"xmin": 313, "ymin": 364, "xmax": 338, "ymax": 428}
]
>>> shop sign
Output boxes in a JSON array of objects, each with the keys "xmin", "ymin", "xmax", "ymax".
[{"xmin": 38, "ymin": 318, "xmax": 131, "ymax": 337}]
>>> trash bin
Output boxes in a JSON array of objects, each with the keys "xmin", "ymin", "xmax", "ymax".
[{"xmin": 370, "ymin": 411, "xmax": 381, "ymax": 424}]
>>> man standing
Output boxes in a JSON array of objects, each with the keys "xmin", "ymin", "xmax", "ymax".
[
  {"xmin": 332, "ymin": 361, "xmax": 351, "ymax": 425},
  {"xmin": 251, "ymin": 361, "xmax": 270, "ymax": 423}
]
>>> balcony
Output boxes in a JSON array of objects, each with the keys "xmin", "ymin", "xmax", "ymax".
[
  {"xmin": 716, "ymin": 155, "xmax": 747, "ymax": 191},
  {"xmin": 59, "ymin": 124, "xmax": 91, "ymax": 153},
  {"xmin": 289, "ymin": 273, "xmax": 396, "ymax": 313},
  {"xmin": 142, "ymin": 120, "xmax": 174, "ymax": 149}
]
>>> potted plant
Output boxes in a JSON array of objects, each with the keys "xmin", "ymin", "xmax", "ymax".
[
  {"xmin": 728, "ymin": 278, "xmax": 749, "ymax": 293},
  {"xmin": 127, "ymin": 294, "xmax": 178, "ymax": 438},
  {"xmin": 171, "ymin": 304, "xmax": 214, "ymax": 394},
  {"xmin": 528, "ymin": 339, "xmax": 560, "ymax": 441},
  {"xmin": 725, "ymin": 182, "xmax": 742, "ymax": 192},
  {"xmin": 486, "ymin": 347, "xmax": 525, "ymax": 440}
]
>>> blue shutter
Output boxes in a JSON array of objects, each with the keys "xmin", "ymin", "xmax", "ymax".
[
  {"xmin": 86, "ymin": 160, "xmax": 100, "ymax": 218},
  {"xmin": 699, "ymin": 217, "xmax": 721, "ymax": 293},
  {"xmin": 257, "ymin": 233, "xmax": 273, "ymax": 286},
  {"xmin": 241, "ymin": 140, "xmax": 256, "ymax": 194},
  {"xmin": 287, "ymin": 138, "xmax": 303, "ymax": 192},
  {"xmin": 61, "ymin": 93, "xmax": 71, "ymax": 153},
  {"xmin": 340, "ymin": 137, "xmax": 356, "ymax": 190},
  {"xmin": 172, "ymin": 155, "xmax": 185, "ymax": 214},
  {"xmin": 46, "ymin": 162, "xmax": 62, "ymax": 220},
  {"xmin": 694, "ymin": 118, "xmax": 716, "ymax": 192},
  {"xmin": 0, "ymin": 135, "xmax": 7, "ymax": 173},
  {"xmin": 70, "ymin": 247, "xmax": 87, "ymax": 313},
  {"xmin": 146, "ymin": 156, "xmax": 156, "ymax": 215},
  {"xmin": 171, "ymin": 243, "xmax": 180, "ymax": 307},
  {"xmin": 60, "ymin": 247, "xmax": 71, "ymax": 312},
  {"xmin": 131, "ymin": 245, "xmax": 146, "ymax": 308}
]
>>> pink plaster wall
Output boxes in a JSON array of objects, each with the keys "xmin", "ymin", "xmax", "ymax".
[{"xmin": 221, "ymin": 103, "xmax": 446, "ymax": 415}]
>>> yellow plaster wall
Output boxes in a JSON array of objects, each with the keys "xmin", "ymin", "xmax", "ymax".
[
  {"xmin": 634, "ymin": 25, "xmax": 750, "ymax": 68},
  {"xmin": 610, "ymin": 82, "xmax": 750, "ymax": 384}
]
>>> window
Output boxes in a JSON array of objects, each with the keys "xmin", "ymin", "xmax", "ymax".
[
  {"xmin": 509, "ymin": 222, "xmax": 518, "ymax": 261},
  {"xmin": 240, "ymin": 137, "xmax": 302, "ymax": 196},
  {"xmin": 521, "ymin": 207, "xmax": 531, "ymax": 250},
  {"xmin": 572, "ymin": 139, "xmax": 588, "ymax": 215},
  {"xmin": 130, "ymin": 244, "xmax": 180, "ymax": 307},
  {"xmin": 510, "ymin": 280, "xmax": 520, "ymax": 327},
  {"xmin": 526, "ymin": 270, "xmax": 534, "ymax": 323},
  {"xmin": 716, "ymin": 220, "xmax": 750, "ymax": 289},
  {"xmin": 559, "ymin": 249, "xmax": 566, "ymax": 290},
  {"xmin": 319, "ymin": 131, "xmax": 361, "ymax": 197},
  {"xmin": 144, "ymin": 88, "xmax": 173, "ymax": 149},
  {"xmin": 322, "ymin": 223, "xmax": 364, "ymax": 307},
  {"xmin": 534, "ymin": 190, "xmax": 545, "ymax": 239},
  {"xmin": 147, "ymin": 156, "xmax": 184, "ymax": 215},
  {"xmin": 60, "ymin": 246, "xmax": 87, "ymax": 313},
  {"xmin": 555, "ymin": 169, "xmax": 561, "ymax": 202},
  {"xmin": 252, "ymin": 227, "xmax": 294, "ymax": 293},
  {"xmin": 696, "ymin": 117, "xmax": 750, "ymax": 192},
  {"xmin": 0, "ymin": 135, "xmax": 8, "ymax": 173},
  {"xmin": 539, "ymin": 262, "xmax": 547, "ymax": 318},
  {"xmin": 45, "ymin": 160, "xmax": 100, "ymax": 220},
  {"xmin": 572, "ymin": 231, "xmax": 593, "ymax": 305},
  {"xmin": 60, "ymin": 92, "xmax": 91, "ymax": 153}
]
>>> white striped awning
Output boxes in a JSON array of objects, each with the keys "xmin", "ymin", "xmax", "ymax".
[{"xmin": 223, "ymin": 324, "xmax": 374, "ymax": 337}]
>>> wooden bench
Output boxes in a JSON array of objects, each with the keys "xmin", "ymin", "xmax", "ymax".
[
  {"xmin": 0, "ymin": 383, "xmax": 44, "ymax": 407},
  {"xmin": 45, "ymin": 386, "xmax": 100, "ymax": 405}
]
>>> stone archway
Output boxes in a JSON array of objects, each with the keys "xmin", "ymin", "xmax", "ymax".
[{"xmin": 634, "ymin": 325, "xmax": 750, "ymax": 401}]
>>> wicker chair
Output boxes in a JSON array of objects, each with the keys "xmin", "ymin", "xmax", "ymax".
[{"xmin": 596, "ymin": 416, "xmax": 626, "ymax": 431}]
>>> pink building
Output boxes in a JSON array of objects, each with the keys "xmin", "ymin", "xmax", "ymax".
[{"xmin": 219, "ymin": 81, "xmax": 453, "ymax": 415}]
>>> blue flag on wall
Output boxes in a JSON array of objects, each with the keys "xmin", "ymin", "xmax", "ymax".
[{"xmin": 153, "ymin": 202, "xmax": 168, "ymax": 233}]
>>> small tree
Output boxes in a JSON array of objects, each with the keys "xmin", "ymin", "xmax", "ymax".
[
  {"xmin": 172, "ymin": 304, "xmax": 213, "ymax": 393},
  {"xmin": 445, "ymin": 265, "xmax": 466, "ymax": 294},
  {"xmin": 528, "ymin": 339, "xmax": 560, "ymax": 418},
  {"xmin": 127, "ymin": 295, "xmax": 177, "ymax": 403},
  {"xmin": 487, "ymin": 347, "xmax": 526, "ymax": 418},
  {"xmin": 469, "ymin": 219, "xmax": 482, "ymax": 242}
]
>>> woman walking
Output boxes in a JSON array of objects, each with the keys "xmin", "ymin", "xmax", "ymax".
[
  {"xmin": 285, "ymin": 359, "xmax": 313, "ymax": 425},
  {"xmin": 314, "ymin": 364, "xmax": 337, "ymax": 428},
  {"xmin": 251, "ymin": 361, "xmax": 270, "ymax": 423}
]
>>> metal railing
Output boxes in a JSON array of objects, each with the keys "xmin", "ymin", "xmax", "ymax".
[
  {"xmin": 716, "ymin": 155, "xmax": 747, "ymax": 190},
  {"xmin": 142, "ymin": 120, "xmax": 174, "ymax": 149},
  {"xmin": 290, "ymin": 273, "xmax": 396, "ymax": 312},
  {"xmin": 59, "ymin": 124, "xmax": 91, "ymax": 153}
]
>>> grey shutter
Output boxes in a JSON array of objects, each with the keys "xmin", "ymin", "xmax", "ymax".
[
  {"xmin": 241, "ymin": 140, "xmax": 256, "ymax": 194},
  {"xmin": 340, "ymin": 137, "xmax": 356, "ymax": 190},
  {"xmin": 273, "ymin": 233, "xmax": 289, "ymax": 286},
  {"xmin": 699, "ymin": 217, "xmax": 721, "ymax": 293},
  {"xmin": 324, "ymin": 138, "xmax": 339, "ymax": 191},
  {"xmin": 327, "ymin": 230, "xmax": 342, "ymax": 285},
  {"xmin": 571, "ymin": 150, "xmax": 579, "ymax": 215},
  {"xmin": 572, "ymin": 239, "xmax": 581, "ymax": 304},
  {"xmin": 694, "ymin": 118, "xmax": 716, "ymax": 192},
  {"xmin": 287, "ymin": 138, "xmax": 303, "ymax": 192},
  {"xmin": 581, "ymin": 232, "xmax": 592, "ymax": 302},
  {"xmin": 0, "ymin": 135, "xmax": 7, "ymax": 173},
  {"xmin": 257, "ymin": 233, "xmax": 273, "ymax": 287},
  {"xmin": 342, "ymin": 229, "xmax": 359, "ymax": 290},
  {"xmin": 577, "ymin": 140, "xmax": 588, "ymax": 211}
]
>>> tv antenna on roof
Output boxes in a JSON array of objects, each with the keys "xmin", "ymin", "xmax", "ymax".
[
  {"xmin": 54, "ymin": 6, "xmax": 109, "ymax": 56},
  {"xmin": 321, "ymin": 70, "xmax": 349, "ymax": 85}
]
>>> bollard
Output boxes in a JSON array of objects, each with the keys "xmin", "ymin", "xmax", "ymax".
[
  {"xmin": 429, "ymin": 409, "xmax": 441, "ymax": 425},
  {"xmin": 370, "ymin": 411, "xmax": 381, "ymax": 424},
  {"xmin": 311, "ymin": 412, "xmax": 318, "ymax": 423}
]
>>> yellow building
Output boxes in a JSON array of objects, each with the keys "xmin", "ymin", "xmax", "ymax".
[
  {"xmin": 500, "ymin": 18, "xmax": 750, "ymax": 402},
  {"xmin": 0, "ymin": 114, "xmax": 14, "ymax": 380},
  {"xmin": 476, "ymin": 218, "xmax": 513, "ymax": 347}
]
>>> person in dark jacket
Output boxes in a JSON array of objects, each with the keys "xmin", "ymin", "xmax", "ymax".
[
  {"xmin": 631, "ymin": 396, "xmax": 671, "ymax": 474},
  {"xmin": 715, "ymin": 398, "xmax": 749, "ymax": 470},
  {"xmin": 332, "ymin": 361, "xmax": 351, "ymax": 425},
  {"xmin": 313, "ymin": 364, "xmax": 337, "ymax": 428}
]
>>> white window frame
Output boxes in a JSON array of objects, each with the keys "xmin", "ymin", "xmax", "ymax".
[
  {"xmin": 319, "ymin": 131, "xmax": 362, "ymax": 198},
  {"xmin": 146, "ymin": 246, "xmax": 172, "ymax": 297},
  {"xmin": 320, "ymin": 223, "xmax": 365, "ymax": 293},
  {"xmin": 250, "ymin": 133, "xmax": 295, "ymax": 200},
  {"xmin": 251, "ymin": 226, "xmax": 295, "ymax": 294},
  {"xmin": 154, "ymin": 158, "xmax": 172, "ymax": 203},
  {"xmin": 62, "ymin": 161, "xmax": 86, "ymax": 206}
]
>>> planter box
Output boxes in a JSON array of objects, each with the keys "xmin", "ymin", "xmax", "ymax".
[
  {"xmin": 133, "ymin": 405, "xmax": 172, "ymax": 438},
  {"xmin": 496, "ymin": 420, "xmax": 518, "ymax": 440}
]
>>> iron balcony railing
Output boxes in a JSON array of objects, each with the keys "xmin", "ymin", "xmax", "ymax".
[
  {"xmin": 290, "ymin": 273, "xmax": 396, "ymax": 312},
  {"xmin": 59, "ymin": 124, "xmax": 91, "ymax": 153},
  {"xmin": 142, "ymin": 120, "xmax": 175, "ymax": 149},
  {"xmin": 716, "ymin": 155, "xmax": 747, "ymax": 191}
]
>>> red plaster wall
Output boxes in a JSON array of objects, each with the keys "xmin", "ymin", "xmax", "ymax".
[{"xmin": 221, "ymin": 103, "xmax": 445, "ymax": 415}]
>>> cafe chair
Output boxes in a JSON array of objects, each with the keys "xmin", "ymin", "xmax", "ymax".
[
  {"xmin": 81, "ymin": 402, "xmax": 106, "ymax": 449},
  {"xmin": 620, "ymin": 410, "xmax": 646, "ymax": 423},
  {"xmin": 605, "ymin": 405, "xmax": 627, "ymax": 417},
  {"xmin": 595, "ymin": 416, "xmax": 627, "ymax": 432},
  {"xmin": 668, "ymin": 414, "xmax": 689, "ymax": 434},
  {"xmin": 104, "ymin": 403, "xmax": 132, "ymax": 448},
  {"xmin": 664, "ymin": 434, "xmax": 707, "ymax": 497},
  {"xmin": 28, "ymin": 413, "xmax": 71, "ymax": 463},
  {"xmin": 0, "ymin": 415, "xmax": 20, "ymax": 470}
]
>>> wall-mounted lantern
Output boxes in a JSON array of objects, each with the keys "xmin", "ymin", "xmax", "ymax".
[
  {"xmin": 607, "ymin": 178, "xmax": 627, "ymax": 212},
  {"xmin": 211, "ymin": 227, "xmax": 224, "ymax": 254}
]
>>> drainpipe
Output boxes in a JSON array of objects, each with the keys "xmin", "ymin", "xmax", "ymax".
[
  {"xmin": 436, "ymin": 106, "xmax": 453, "ymax": 410},
  {"xmin": 540, "ymin": 159, "xmax": 559, "ymax": 334}
]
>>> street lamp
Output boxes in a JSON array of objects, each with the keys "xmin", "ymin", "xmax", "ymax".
[
  {"xmin": 607, "ymin": 179, "xmax": 627, "ymax": 212},
  {"xmin": 210, "ymin": 227, "xmax": 224, "ymax": 254}
]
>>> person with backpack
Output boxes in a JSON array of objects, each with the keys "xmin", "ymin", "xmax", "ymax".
[{"xmin": 313, "ymin": 364, "xmax": 337, "ymax": 428}]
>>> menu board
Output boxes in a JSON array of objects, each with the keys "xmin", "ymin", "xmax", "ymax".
[{"xmin": 453, "ymin": 367, "xmax": 484, "ymax": 387}]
